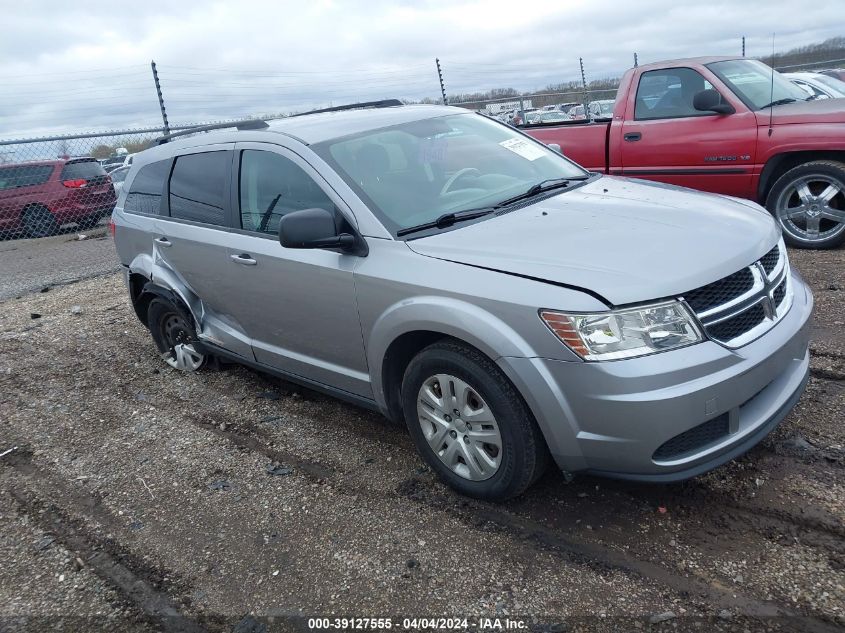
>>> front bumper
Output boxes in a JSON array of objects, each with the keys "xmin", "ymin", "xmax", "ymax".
[{"xmin": 498, "ymin": 269, "xmax": 813, "ymax": 481}]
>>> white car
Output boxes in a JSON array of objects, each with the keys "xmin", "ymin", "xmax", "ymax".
[
  {"xmin": 109, "ymin": 165, "xmax": 131, "ymax": 195},
  {"xmin": 783, "ymin": 72, "xmax": 845, "ymax": 100}
]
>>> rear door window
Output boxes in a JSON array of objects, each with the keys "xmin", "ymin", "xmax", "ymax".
[
  {"xmin": 0, "ymin": 164, "xmax": 54, "ymax": 190},
  {"xmin": 60, "ymin": 160, "xmax": 106, "ymax": 181},
  {"xmin": 124, "ymin": 159, "xmax": 171, "ymax": 215},
  {"xmin": 169, "ymin": 151, "xmax": 231, "ymax": 226}
]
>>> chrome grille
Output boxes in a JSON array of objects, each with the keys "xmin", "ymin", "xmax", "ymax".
[{"xmin": 682, "ymin": 239, "xmax": 792, "ymax": 348}]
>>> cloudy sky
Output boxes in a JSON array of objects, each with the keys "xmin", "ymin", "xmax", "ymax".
[{"xmin": 0, "ymin": 0, "xmax": 842, "ymax": 138}]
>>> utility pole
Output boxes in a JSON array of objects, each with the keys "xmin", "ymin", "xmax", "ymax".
[
  {"xmin": 150, "ymin": 60, "xmax": 170, "ymax": 135},
  {"xmin": 742, "ymin": 36, "xmax": 746, "ymax": 57},
  {"xmin": 579, "ymin": 57, "xmax": 589, "ymax": 109},
  {"xmin": 435, "ymin": 58, "xmax": 448, "ymax": 105},
  {"xmin": 633, "ymin": 52, "xmax": 638, "ymax": 68}
]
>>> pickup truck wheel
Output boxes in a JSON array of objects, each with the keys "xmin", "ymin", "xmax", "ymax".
[
  {"xmin": 766, "ymin": 160, "xmax": 845, "ymax": 249},
  {"xmin": 401, "ymin": 340, "xmax": 549, "ymax": 501},
  {"xmin": 147, "ymin": 298, "xmax": 206, "ymax": 371}
]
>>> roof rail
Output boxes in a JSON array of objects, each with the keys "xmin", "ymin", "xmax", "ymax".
[
  {"xmin": 289, "ymin": 99, "xmax": 403, "ymax": 118},
  {"xmin": 155, "ymin": 119, "xmax": 269, "ymax": 145}
]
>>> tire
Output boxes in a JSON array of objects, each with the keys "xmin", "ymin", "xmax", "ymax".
[
  {"xmin": 21, "ymin": 205, "xmax": 59, "ymax": 239},
  {"xmin": 766, "ymin": 160, "xmax": 845, "ymax": 249},
  {"xmin": 146, "ymin": 297, "xmax": 206, "ymax": 371},
  {"xmin": 401, "ymin": 340, "xmax": 549, "ymax": 501}
]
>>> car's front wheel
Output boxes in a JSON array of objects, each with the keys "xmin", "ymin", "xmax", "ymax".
[
  {"xmin": 402, "ymin": 340, "xmax": 549, "ymax": 500},
  {"xmin": 147, "ymin": 297, "xmax": 206, "ymax": 371},
  {"xmin": 766, "ymin": 160, "xmax": 845, "ymax": 249}
]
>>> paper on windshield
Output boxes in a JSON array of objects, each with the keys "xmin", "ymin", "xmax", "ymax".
[{"xmin": 499, "ymin": 138, "xmax": 546, "ymax": 161}]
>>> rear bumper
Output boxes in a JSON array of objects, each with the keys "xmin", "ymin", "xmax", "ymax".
[{"xmin": 498, "ymin": 269, "xmax": 813, "ymax": 481}]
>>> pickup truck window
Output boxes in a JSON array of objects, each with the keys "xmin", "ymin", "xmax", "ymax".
[
  {"xmin": 707, "ymin": 59, "xmax": 808, "ymax": 110},
  {"xmin": 634, "ymin": 68, "xmax": 715, "ymax": 120},
  {"xmin": 312, "ymin": 113, "xmax": 587, "ymax": 236}
]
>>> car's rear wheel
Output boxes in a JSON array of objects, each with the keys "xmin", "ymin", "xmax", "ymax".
[
  {"xmin": 401, "ymin": 340, "xmax": 549, "ymax": 500},
  {"xmin": 766, "ymin": 160, "xmax": 845, "ymax": 249},
  {"xmin": 21, "ymin": 205, "xmax": 59, "ymax": 238},
  {"xmin": 147, "ymin": 297, "xmax": 206, "ymax": 371}
]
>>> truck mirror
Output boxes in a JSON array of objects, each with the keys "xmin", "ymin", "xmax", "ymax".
[{"xmin": 693, "ymin": 89, "xmax": 735, "ymax": 115}]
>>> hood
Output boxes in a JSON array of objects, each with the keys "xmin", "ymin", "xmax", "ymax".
[
  {"xmin": 405, "ymin": 176, "xmax": 780, "ymax": 306},
  {"xmin": 754, "ymin": 98, "xmax": 845, "ymax": 125}
]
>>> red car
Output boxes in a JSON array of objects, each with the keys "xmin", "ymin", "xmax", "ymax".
[
  {"xmin": 524, "ymin": 56, "xmax": 845, "ymax": 249},
  {"xmin": 0, "ymin": 157, "xmax": 116, "ymax": 238}
]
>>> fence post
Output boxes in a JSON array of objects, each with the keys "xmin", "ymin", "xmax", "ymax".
[
  {"xmin": 742, "ymin": 36, "xmax": 746, "ymax": 57},
  {"xmin": 435, "ymin": 58, "xmax": 448, "ymax": 106},
  {"xmin": 150, "ymin": 60, "xmax": 170, "ymax": 135},
  {"xmin": 633, "ymin": 52, "xmax": 638, "ymax": 68},
  {"xmin": 579, "ymin": 57, "xmax": 589, "ymax": 111}
]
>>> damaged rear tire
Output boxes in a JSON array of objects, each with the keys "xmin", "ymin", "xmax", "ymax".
[{"xmin": 147, "ymin": 297, "xmax": 206, "ymax": 371}]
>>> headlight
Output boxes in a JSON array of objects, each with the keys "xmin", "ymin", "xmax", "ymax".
[{"xmin": 540, "ymin": 300, "xmax": 702, "ymax": 361}]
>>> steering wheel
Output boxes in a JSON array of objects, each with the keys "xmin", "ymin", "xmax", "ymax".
[{"xmin": 440, "ymin": 167, "xmax": 481, "ymax": 196}]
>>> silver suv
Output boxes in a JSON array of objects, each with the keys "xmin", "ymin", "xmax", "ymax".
[{"xmin": 112, "ymin": 101, "xmax": 813, "ymax": 500}]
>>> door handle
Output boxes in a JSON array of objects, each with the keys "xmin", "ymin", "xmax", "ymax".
[
  {"xmin": 154, "ymin": 237, "xmax": 172, "ymax": 247},
  {"xmin": 230, "ymin": 253, "xmax": 257, "ymax": 266},
  {"xmin": 623, "ymin": 132, "xmax": 642, "ymax": 142}
]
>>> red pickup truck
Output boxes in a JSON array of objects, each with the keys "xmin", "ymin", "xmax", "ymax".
[{"xmin": 524, "ymin": 56, "xmax": 845, "ymax": 249}]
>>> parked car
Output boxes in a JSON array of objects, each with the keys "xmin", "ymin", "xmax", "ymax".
[
  {"xmin": 588, "ymin": 99, "xmax": 616, "ymax": 119},
  {"xmin": 113, "ymin": 102, "xmax": 812, "ymax": 500},
  {"xmin": 109, "ymin": 165, "xmax": 131, "ymax": 196},
  {"xmin": 567, "ymin": 104, "xmax": 586, "ymax": 120},
  {"xmin": 102, "ymin": 153, "xmax": 136, "ymax": 173},
  {"xmin": 0, "ymin": 157, "xmax": 116, "ymax": 237},
  {"xmin": 784, "ymin": 72, "xmax": 845, "ymax": 100},
  {"xmin": 524, "ymin": 56, "xmax": 845, "ymax": 249},
  {"xmin": 526, "ymin": 111, "xmax": 571, "ymax": 125},
  {"xmin": 819, "ymin": 68, "xmax": 845, "ymax": 82}
]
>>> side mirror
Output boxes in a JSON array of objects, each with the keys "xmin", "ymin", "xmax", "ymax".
[
  {"xmin": 693, "ymin": 89, "xmax": 735, "ymax": 114},
  {"xmin": 279, "ymin": 207, "xmax": 356, "ymax": 251}
]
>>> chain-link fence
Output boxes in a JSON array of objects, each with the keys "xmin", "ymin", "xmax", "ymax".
[
  {"xmin": 0, "ymin": 126, "xmax": 200, "ymax": 241},
  {"xmin": 451, "ymin": 88, "xmax": 619, "ymax": 124}
]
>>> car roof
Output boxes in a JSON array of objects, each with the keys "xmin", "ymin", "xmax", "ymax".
[
  {"xmin": 634, "ymin": 56, "xmax": 744, "ymax": 71},
  {"xmin": 0, "ymin": 157, "xmax": 93, "ymax": 168},
  {"xmin": 134, "ymin": 104, "xmax": 469, "ymax": 165}
]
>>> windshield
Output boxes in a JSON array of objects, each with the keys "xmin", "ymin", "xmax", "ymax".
[
  {"xmin": 312, "ymin": 113, "xmax": 588, "ymax": 236},
  {"xmin": 814, "ymin": 74, "xmax": 845, "ymax": 96},
  {"xmin": 707, "ymin": 59, "xmax": 809, "ymax": 109}
]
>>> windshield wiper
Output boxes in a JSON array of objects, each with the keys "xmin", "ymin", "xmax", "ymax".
[
  {"xmin": 396, "ymin": 208, "xmax": 496, "ymax": 237},
  {"xmin": 759, "ymin": 97, "xmax": 797, "ymax": 109},
  {"xmin": 493, "ymin": 177, "xmax": 588, "ymax": 210},
  {"xmin": 395, "ymin": 176, "xmax": 589, "ymax": 237}
]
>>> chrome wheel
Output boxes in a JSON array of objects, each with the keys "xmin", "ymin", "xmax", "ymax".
[
  {"xmin": 416, "ymin": 373, "xmax": 502, "ymax": 481},
  {"xmin": 775, "ymin": 175, "xmax": 845, "ymax": 245},
  {"xmin": 159, "ymin": 312, "xmax": 204, "ymax": 371}
]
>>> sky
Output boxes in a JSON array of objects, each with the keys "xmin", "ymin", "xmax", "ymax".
[{"xmin": 0, "ymin": 0, "xmax": 843, "ymax": 138}]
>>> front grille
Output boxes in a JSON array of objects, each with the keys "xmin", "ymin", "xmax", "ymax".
[
  {"xmin": 773, "ymin": 278, "xmax": 787, "ymax": 307},
  {"xmin": 653, "ymin": 414, "xmax": 730, "ymax": 460},
  {"xmin": 706, "ymin": 303, "xmax": 767, "ymax": 342},
  {"xmin": 682, "ymin": 241, "xmax": 790, "ymax": 348},
  {"xmin": 759, "ymin": 244, "xmax": 780, "ymax": 275},
  {"xmin": 684, "ymin": 268, "xmax": 755, "ymax": 313}
]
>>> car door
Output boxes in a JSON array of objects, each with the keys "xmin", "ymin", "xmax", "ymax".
[
  {"xmin": 149, "ymin": 144, "xmax": 254, "ymax": 360},
  {"xmin": 619, "ymin": 66, "xmax": 757, "ymax": 198},
  {"xmin": 220, "ymin": 142, "xmax": 371, "ymax": 398}
]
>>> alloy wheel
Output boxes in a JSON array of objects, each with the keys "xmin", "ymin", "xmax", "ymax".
[{"xmin": 775, "ymin": 175, "xmax": 845, "ymax": 244}]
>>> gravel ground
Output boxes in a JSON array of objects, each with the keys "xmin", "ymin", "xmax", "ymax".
[
  {"xmin": 0, "ymin": 243, "xmax": 842, "ymax": 633},
  {"xmin": 0, "ymin": 221, "xmax": 118, "ymax": 301}
]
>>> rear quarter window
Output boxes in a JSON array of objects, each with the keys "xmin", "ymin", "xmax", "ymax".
[
  {"xmin": 0, "ymin": 164, "xmax": 55, "ymax": 191},
  {"xmin": 168, "ymin": 151, "xmax": 230, "ymax": 225},
  {"xmin": 60, "ymin": 160, "xmax": 106, "ymax": 180},
  {"xmin": 124, "ymin": 159, "xmax": 171, "ymax": 215}
]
